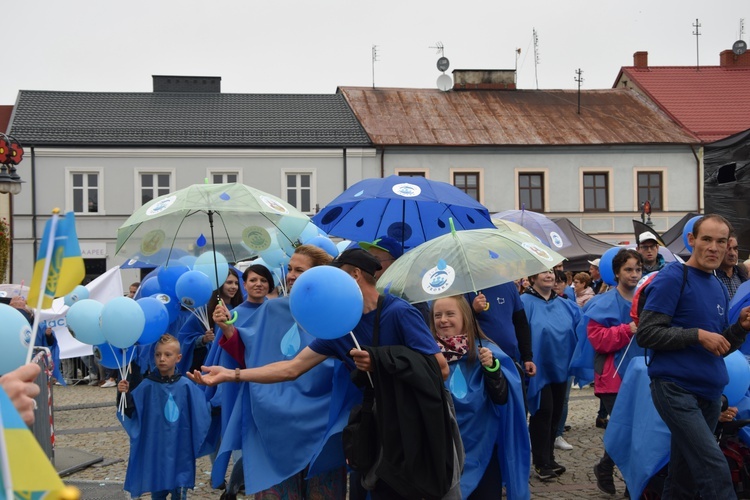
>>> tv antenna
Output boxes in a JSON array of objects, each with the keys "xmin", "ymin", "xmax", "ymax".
[
  {"xmin": 692, "ymin": 19, "xmax": 701, "ymax": 70},
  {"xmin": 430, "ymin": 41, "xmax": 452, "ymax": 91},
  {"xmin": 372, "ymin": 45, "xmax": 379, "ymax": 88},
  {"xmin": 533, "ymin": 28, "xmax": 540, "ymax": 89},
  {"xmin": 734, "ymin": 19, "xmax": 747, "ymax": 56},
  {"xmin": 574, "ymin": 69, "xmax": 584, "ymax": 114}
]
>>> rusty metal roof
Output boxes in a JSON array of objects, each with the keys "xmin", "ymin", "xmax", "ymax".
[{"xmin": 338, "ymin": 87, "xmax": 697, "ymax": 147}]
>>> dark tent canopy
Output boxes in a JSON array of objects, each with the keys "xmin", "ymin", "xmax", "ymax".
[
  {"xmin": 661, "ymin": 212, "xmax": 700, "ymax": 259},
  {"xmin": 704, "ymin": 128, "xmax": 750, "ymax": 257},
  {"xmin": 551, "ymin": 218, "xmax": 614, "ymax": 271}
]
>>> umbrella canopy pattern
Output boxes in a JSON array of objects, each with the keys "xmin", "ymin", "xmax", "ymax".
[
  {"xmin": 116, "ymin": 183, "xmax": 311, "ymax": 267},
  {"xmin": 550, "ymin": 218, "xmax": 615, "ymax": 271},
  {"xmin": 493, "ymin": 209, "xmax": 571, "ymax": 250},
  {"xmin": 312, "ymin": 175, "xmax": 494, "ymax": 251},
  {"xmin": 377, "ymin": 227, "xmax": 565, "ymax": 303}
]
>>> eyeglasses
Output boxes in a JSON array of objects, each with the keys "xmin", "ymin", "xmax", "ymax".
[{"xmin": 639, "ymin": 244, "xmax": 658, "ymax": 251}]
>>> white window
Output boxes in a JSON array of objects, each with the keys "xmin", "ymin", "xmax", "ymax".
[
  {"xmin": 285, "ymin": 172, "xmax": 314, "ymax": 214},
  {"xmin": 139, "ymin": 172, "xmax": 172, "ymax": 205},
  {"xmin": 66, "ymin": 169, "xmax": 103, "ymax": 214},
  {"xmin": 450, "ymin": 169, "xmax": 483, "ymax": 203},
  {"xmin": 394, "ymin": 168, "xmax": 429, "ymax": 178},
  {"xmin": 209, "ymin": 171, "xmax": 241, "ymax": 184}
]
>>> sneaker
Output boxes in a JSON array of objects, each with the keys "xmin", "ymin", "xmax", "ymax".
[
  {"xmin": 101, "ymin": 379, "xmax": 117, "ymax": 388},
  {"xmin": 596, "ymin": 417, "xmax": 609, "ymax": 429},
  {"xmin": 534, "ymin": 465, "xmax": 557, "ymax": 481},
  {"xmin": 554, "ymin": 436, "xmax": 573, "ymax": 450},
  {"xmin": 550, "ymin": 460, "xmax": 566, "ymax": 476},
  {"xmin": 594, "ymin": 463, "xmax": 616, "ymax": 495},
  {"xmin": 87, "ymin": 377, "xmax": 100, "ymax": 386}
]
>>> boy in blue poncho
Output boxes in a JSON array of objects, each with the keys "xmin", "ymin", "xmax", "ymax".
[{"xmin": 118, "ymin": 334, "xmax": 212, "ymax": 499}]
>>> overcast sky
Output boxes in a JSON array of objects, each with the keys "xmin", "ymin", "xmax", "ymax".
[{"xmin": 3, "ymin": 0, "xmax": 748, "ymax": 104}]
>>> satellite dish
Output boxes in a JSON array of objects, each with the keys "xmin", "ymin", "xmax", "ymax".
[
  {"xmin": 733, "ymin": 40, "xmax": 747, "ymax": 55},
  {"xmin": 437, "ymin": 57, "xmax": 450, "ymax": 72},
  {"xmin": 437, "ymin": 74, "xmax": 452, "ymax": 92}
]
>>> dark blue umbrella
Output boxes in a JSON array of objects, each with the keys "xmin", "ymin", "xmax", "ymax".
[
  {"xmin": 312, "ymin": 175, "xmax": 494, "ymax": 251},
  {"xmin": 492, "ymin": 208, "xmax": 572, "ymax": 250}
]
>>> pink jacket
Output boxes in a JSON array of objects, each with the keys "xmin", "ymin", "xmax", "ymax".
[
  {"xmin": 576, "ymin": 287, "xmax": 595, "ymax": 307},
  {"xmin": 586, "ymin": 319, "xmax": 633, "ymax": 394}
]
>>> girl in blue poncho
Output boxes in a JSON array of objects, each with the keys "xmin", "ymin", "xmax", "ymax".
[
  {"xmin": 521, "ymin": 270, "xmax": 581, "ymax": 481},
  {"xmin": 430, "ymin": 295, "xmax": 531, "ymax": 500}
]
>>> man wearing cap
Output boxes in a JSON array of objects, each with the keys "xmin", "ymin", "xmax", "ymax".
[
  {"xmin": 360, "ymin": 237, "xmax": 432, "ymax": 324},
  {"xmin": 191, "ymin": 248, "xmax": 456, "ymax": 499},
  {"xmin": 588, "ymin": 259, "xmax": 609, "ymax": 294},
  {"xmin": 637, "ymin": 231, "xmax": 665, "ymax": 274}
]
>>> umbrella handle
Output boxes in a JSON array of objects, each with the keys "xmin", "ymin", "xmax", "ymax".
[{"xmin": 225, "ymin": 310, "xmax": 238, "ymax": 325}]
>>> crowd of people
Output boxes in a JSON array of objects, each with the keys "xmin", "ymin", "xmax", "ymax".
[{"xmin": 15, "ymin": 214, "xmax": 750, "ymax": 499}]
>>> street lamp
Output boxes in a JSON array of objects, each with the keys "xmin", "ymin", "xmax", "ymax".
[{"xmin": 0, "ymin": 135, "xmax": 24, "ymax": 195}]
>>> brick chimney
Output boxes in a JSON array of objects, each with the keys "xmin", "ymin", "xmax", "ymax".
[
  {"xmin": 719, "ymin": 49, "xmax": 750, "ymax": 68},
  {"xmin": 152, "ymin": 75, "xmax": 221, "ymax": 93},
  {"xmin": 633, "ymin": 52, "xmax": 648, "ymax": 69},
  {"xmin": 452, "ymin": 69, "xmax": 516, "ymax": 90}
]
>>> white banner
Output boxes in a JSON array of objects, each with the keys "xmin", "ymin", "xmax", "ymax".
[{"xmin": 39, "ymin": 266, "xmax": 125, "ymax": 359}]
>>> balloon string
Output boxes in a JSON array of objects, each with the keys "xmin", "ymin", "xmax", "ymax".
[
  {"xmin": 613, "ymin": 336, "xmax": 635, "ymax": 378},
  {"xmin": 277, "ymin": 266, "xmax": 287, "ymax": 297},
  {"xmin": 348, "ymin": 331, "xmax": 373, "ymax": 388}
]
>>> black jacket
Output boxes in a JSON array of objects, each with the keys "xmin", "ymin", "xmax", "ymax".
[{"xmin": 364, "ymin": 345, "xmax": 460, "ymax": 500}]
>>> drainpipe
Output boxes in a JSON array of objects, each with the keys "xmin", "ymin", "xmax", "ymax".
[
  {"xmin": 380, "ymin": 147, "xmax": 385, "ymax": 178},
  {"xmin": 343, "ymin": 147, "xmax": 347, "ymax": 191},
  {"xmin": 31, "ymin": 146, "xmax": 38, "ymax": 260},
  {"xmin": 689, "ymin": 144, "xmax": 703, "ymax": 213}
]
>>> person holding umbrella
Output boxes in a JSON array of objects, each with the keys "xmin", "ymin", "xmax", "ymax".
[
  {"xmin": 429, "ymin": 295, "xmax": 529, "ymax": 500},
  {"xmin": 521, "ymin": 270, "xmax": 581, "ymax": 481},
  {"xmin": 210, "ymin": 245, "xmax": 349, "ymax": 499}
]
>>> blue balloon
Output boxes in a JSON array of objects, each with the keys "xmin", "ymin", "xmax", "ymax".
[
  {"xmin": 0, "ymin": 304, "xmax": 33, "ymax": 374},
  {"xmin": 299, "ymin": 222, "xmax": 321, "ymax": 243},
  {"xmin": 260, "ymin": 246, "xmax": 291, "ymax": 270},
  {"xmin": 682, "ymin": 215, "xmax": 702, "ymax": 254},
  {"xmin": 175, "ymin": 270, "xmax": 214, "ymax": 308},
  {"xmin": 157, "ymin": 262, "xmax": 190, "ymax": 296},
  {"xmin": 139, "ymin": 276, "xmax": 162, "ymax": 297},
  {"xmin": 137, "ymin": 297, "xmax": 170, "ymax": 345},
  {"xmin": 94, "ymin": 343, "xmax": 136, "ymax": 370},
  {"xmin": 101, "ymin": 297, "xmax": 145, "ymax": 349},
  {"xmin": 307, "ymin": 235, "xmax": 339, "ymax": 258},
  {"xmin": 598, "ymin": 247, "xmax": 622, "ymax": 287},
  {"xmin": 724, "ymin": 351, "xmax": 750, "ymax": 406},
  {"xmin": 66, "ymin": 299, "xmax": 106, "ymax": 345},
  {"xmin": 289, "ymin": 266, "xmax": 363, "ymax": 339},
  {"xmin": 194, "ymin": 251, "xmax": 229, "ymax": 290},
  {"xmin": 151, "ymin": 293, "xmax": 181, "ymax": 325},
  {"xmin": 64, "ymin": 285, "xmax": 89, "ymax": 307},
  {"xmin": 336, "ymin": 240, "xmax": 355, "ymax": 253},
  {"xmin": 178, "ymin": 255, "xmax": 197, "ymax": 268}
]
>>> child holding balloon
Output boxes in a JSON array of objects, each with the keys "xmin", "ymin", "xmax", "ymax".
[{"xmin": 117, "ymin": 334, "xmax": 212, "ymax": 499}]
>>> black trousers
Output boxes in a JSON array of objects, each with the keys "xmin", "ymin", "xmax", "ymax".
[{"xmin": 529, "ymin": 382, "xmax": 568, "ymax": 467}]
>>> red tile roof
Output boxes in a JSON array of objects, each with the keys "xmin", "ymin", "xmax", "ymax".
[
  {"xmin": 616, "ymin": 61, "xmax": 750, "ymax": 143},
  {"xmin": 338, "ymin": 87, "xmax": 696, "ymax": 147}
]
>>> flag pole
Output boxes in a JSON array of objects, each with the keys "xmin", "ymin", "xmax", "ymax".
[{"xmin": 26, "ymin": 209, "xmax": 61, "ymax": 365}]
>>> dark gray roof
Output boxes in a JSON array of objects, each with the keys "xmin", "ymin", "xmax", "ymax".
[{"xmin": 8, "ymin": 91, "xmax": 372, "ymax": 147}]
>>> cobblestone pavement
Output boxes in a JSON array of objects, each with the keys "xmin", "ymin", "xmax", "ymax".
[{"xmin": 51, "ymin": 383, "xmax": 625, "ymax": 499}]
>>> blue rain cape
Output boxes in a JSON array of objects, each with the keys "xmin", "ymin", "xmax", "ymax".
[
  {"xmin": 118, "ymin": 374, "xmax": 212, "ymax": 497},
  {"xmin": 204, "ymin": 300, "xmax": 262, "ymax": 488},
  {"xmin": 36, "ymin": 321, "xmax": 64, "ymax": 385},
  {"xmin": 569, "ymin": 290, "xmax": 643, "ymax": 387},
  {"xmin": 447, "ymin": 343, "xmax": 530, "ymax": 499},
  {"xmin": 215, "ymin": 297, "xmax": 352, "ymax": 494},
  {"xmin": 521, "ymin": 294, "xmax": 580, "ymax": 415},
  {"xmin": 604, "ymin": 357, "xmax": 670, "ymax": 499}
]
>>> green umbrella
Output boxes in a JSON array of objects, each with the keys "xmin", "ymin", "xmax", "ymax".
[
  {"xmin": 377, "ymin": 221, "xmax": 565, "ymax": 303},
  {"xmin": 116, "ymin": 183, "xmax": 310, "ymax": 268}
]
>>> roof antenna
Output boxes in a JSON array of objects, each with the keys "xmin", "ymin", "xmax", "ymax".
[
  {"xmin": 429, "ymin": 41, "xmax": 445, "ymax": 57},
  {"xmin": 533, "ymin": 29, "xmax": 540, "ymax": 90},
  {"xmin": 733, "ymin": 19, "xmax": 748, "ymax": 56},
  {"xmin": 574, "ymin": 68, "xmax": 584, "ymax": 114},
  {"xmin": 692, "ymin": 19, "xmax": 701, "ymax": 71},
  {"xmin": 372, "ymin": 45, "xmax": 379, "ymax": 88}
]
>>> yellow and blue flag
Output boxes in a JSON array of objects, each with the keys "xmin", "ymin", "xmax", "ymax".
[
  {"xmin": 0, "ymin": 385, "xmax": 66, "ymax": 498},
  {"xmin": 27, "ymin": 212, "xmax": 85, "ymax": 310}
]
